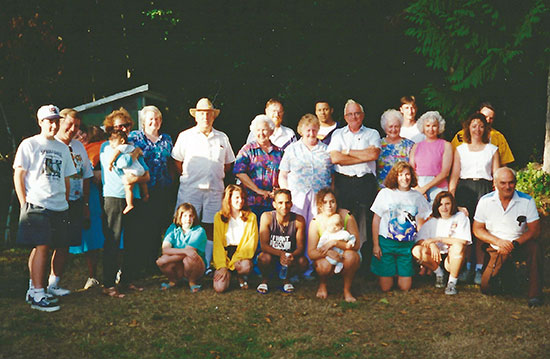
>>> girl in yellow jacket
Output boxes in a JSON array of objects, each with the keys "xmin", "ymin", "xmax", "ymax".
[{"xmin": 213, "ymin": 185, "xmax": 258, "ymax": 292}]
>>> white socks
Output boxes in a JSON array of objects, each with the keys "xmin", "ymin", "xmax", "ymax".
[
  {"xmin": 48, "ymin": 275, "xmax": 60, "ymax": 288},
  {"xmin": 448, "ymin": 276, "xmax": 458, "ymax": 285}
]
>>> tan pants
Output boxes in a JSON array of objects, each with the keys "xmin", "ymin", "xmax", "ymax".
[{"xmin": 480, "ymin": 240, "xmax": 543, "ymax": 299}]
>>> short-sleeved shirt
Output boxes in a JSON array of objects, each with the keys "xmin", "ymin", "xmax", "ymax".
[
  {"xmin": 400, "ymin": 124, "xmax": 425, "ymax": 143},
  {"xmin": 371, "ymin": 188, "xmax": 431, "ymax": 242},
  {"xmin": 100, "ymin": 141, "xmax": 149, "ymax": 199},
  {"xmin": 474, "ymin": 190, "xmax": 539, "ymax": 249},
  {"xmin": 279, "ymin": 140, "xmax": 333, "ymax": 193},
  {"xmin": 451, "ymin": 128, "xmax": 514, "ymax": 165},
  {"xmin": 416, "ymin": 212, "xmax": 472, "ymax": 253},
  {"xmin": 163, "ymin": 224, "xmax": 207, "ymax": 265},
  {"xmin": 58, "ymin": 138, "xmax": 93, "ymax": 201},
  {"xmin": 171, "ymin": 126, "xmax": 235, "ymax": 191},
  {"xmin": 327, "ymin": 125, "xmax": 381, "ymax": 176},
  {"xmin": 13, "ymin": 135, "xmax": 77, "ymax": 211},
  {"xmin": 247, "ymin": 125, "xmax": 296, "ymax": 150},
  {"xmin": 128, "ymin": 130, "xmax": 173, "ymax": 189},
  {"xmin": 233, "ymin": 141, "xmax": 283, "ymax": 207},
  {"xmin": 376, "ymin": 137, "xmax": 414, "ymax": 188}
]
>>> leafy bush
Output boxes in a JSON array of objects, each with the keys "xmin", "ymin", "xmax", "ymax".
[{"xmin": 516, "ymin": 162, "xmax": 550, "ymax": 215}]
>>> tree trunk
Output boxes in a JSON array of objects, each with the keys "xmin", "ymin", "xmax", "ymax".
[{"xmin": 543, "ymin": 63, "xmax": 550, "ymax": 173}]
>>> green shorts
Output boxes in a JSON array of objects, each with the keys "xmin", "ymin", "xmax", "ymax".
[{"xmin": 370, "ymin": 235, "xmax": 415, "ymax": 277}]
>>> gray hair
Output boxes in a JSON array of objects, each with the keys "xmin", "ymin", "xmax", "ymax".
[
  {"xmin": 249, "ymin": 114, "xmax": 275, "ymax": 133},
  {"xmin": 494, "ymin": 167, "xmax": 516, "ymax": 181},
  {"xmin": 417, "ymin": 111, "xmax": 445, "ymax": 134},
  {"xmin": 139, "ymin": 105, "xmax": 162, "ymax": 129},
  {"xmin": 380, "ymin": 109, "xmax": 404, "ymax": 131},
  {"xmin": 343, "ymin": 99, "xmax": 364, "ymax": 116}
]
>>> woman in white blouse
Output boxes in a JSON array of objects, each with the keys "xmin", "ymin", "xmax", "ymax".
[
  {"xmin": 212, "ymin": 185, "xmax": 258, "ymax": 293},
  {"xmin": 449, "ymin": 112, "xmax": 500, "ymax": 284},
  {"xmin": 412, "ymin": 191, "xmax": 472, "ymax": 295}
]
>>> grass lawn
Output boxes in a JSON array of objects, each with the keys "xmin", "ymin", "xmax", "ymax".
[{"xmin": 1, "ymin": 217, "xmax": 549, "ymax": 359}]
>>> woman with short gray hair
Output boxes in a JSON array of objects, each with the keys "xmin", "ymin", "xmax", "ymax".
[{"xmin": 376, "ymin": 109, "xmax": 415, "ymax": 188}]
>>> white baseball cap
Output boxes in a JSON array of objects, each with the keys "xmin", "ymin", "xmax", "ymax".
[{"xmin": 37, "ymin": 105, "xmax": 61, "ymax": 121}]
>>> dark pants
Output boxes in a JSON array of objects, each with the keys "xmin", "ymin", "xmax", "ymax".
[
  {"xmin": 481, "ymin": 240, "xmax": 543, "ymax": 299},
  {"xmin": 141, "ymin": 186, "xmax": 175, "ymax": 271},
  {"xmin": 102, "ymin": 197, "xmax": 143, "ymax": 287}
]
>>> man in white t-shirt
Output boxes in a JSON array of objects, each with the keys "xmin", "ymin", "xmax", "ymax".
[
  {"xmin": 328, "ymin": 99, "xmax": 381, "ymax": 248},
  {"xmin": 473, "ymin": 167, "xmax": 542, "ymax": 307},
  {"xmin": 13, "ymin": 105, "xmax": 77, "ymax": 312},
  {"xmin": 172, "ymin": 98, "xmax": 235, "ymax": 270},
  {"xmin": 246, "ymin": 98, "xmax": 296, "ymax": 150},
  {"xmin": 399, "ymin": 95, "xmax": 425, "ymax": 143},
  {"xmin": 315, "ymin": 100, "xmax": 343, "ymax": 145}
]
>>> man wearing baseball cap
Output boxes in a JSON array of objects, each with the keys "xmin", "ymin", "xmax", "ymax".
[
  {"xmin": 171, "ymin": 98, "xmax": 235, "ymax": 271},
  {"xmin": 13, "ymin": 105, "xmax": 77, "ymax": 311}
]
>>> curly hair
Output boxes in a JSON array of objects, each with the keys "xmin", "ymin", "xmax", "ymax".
[
  {"xmin": 220, "ymin": 184, "xmax": 251, "ymax": 223},
  {"xmin": 383, "ymin": 161, "xmax": 418, "ymax": 189},
  {"xmin": 417, "ymin": 111, "xmax": 445, "ymax": 135},
  {"xmin": 462, "ymin": 112, "xmax": 490, "ymax": 144},
  {"xmin": 315, "ymin": 187, "xmax": 339, "ymax": 213},
  {"xmin": 103, "ymin": 107, "xmax": 133, "ymax": 134}
]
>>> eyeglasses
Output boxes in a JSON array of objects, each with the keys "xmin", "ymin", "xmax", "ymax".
[
  {"xmin": 344, "ymin": 112, "xmax": 363, "ymax": 118},
  {"xmin": 113, "ymin": 123, "xmax": 132, "ymax": 130}
]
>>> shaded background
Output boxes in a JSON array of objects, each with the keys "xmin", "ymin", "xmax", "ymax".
[{"xmin": 1, "ymin": 0, "xmax": 548, "ymax": 242}]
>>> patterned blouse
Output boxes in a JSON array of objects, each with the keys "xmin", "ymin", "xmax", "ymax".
[
  {"xmin": 233, "ymin": 141, "xmax": 283, "ymax": 208},
  {"xmin": 128, "ymin": 130, "xmax": 173, "ymax": 189},
  {"xmin": 376, "ymin": 137, "xmax": 414, "ymax": 188},
  {"xmin": 279, "ymin": 140, "xmax": 333, "ymax": 193}
]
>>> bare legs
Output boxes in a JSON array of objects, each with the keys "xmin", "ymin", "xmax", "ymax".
[
  {"xmin": 156, "ymin": 253, "xmax": 205, "ymax": 290},
  {"xmin": 314, "ymin": 250, "xmax": 360, "ymax": 302},
  {"xmin": 212, "ymin": 259, "xmax": 252, "ymax": 293}
]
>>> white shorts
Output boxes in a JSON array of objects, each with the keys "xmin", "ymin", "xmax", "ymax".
[{"xmin": 175, "ymin": 187, "xmax": 223, "ymax": 224}]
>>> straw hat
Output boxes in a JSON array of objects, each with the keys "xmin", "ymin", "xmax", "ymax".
[{"xmin": 189, "ymin": 98, "xmax": 220, "ymax": 118}]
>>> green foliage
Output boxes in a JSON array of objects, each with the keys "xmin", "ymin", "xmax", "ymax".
[
  {"xmin": 404, "ymin": 0, "xmax": 550, "ymax": 121},
  {"xmin": 516, "ymin": 162, "xmax": 550, "ymax": 214}
]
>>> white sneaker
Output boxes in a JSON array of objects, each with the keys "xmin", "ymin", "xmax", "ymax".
[
  {"xmin": 435, "ymin": 275, "xmax": 445, "ymax": 288},
  {"xmin": 84, "ymin": 277, "xmax": 100, "ymax": 290},
  {"xmin": 31, "ymin": 297, "xmax": 60, "ymax": 312},
  {"xmin": 445, "ymin": 282, "xmax": 458, "ymax": 295},
  {"xmin": 26, "ymin": 290, "xmax": 58, "ymax": 304},
  {"xmin": 47, "ymin": 285, "xmax": 71, "ymax": 297}
]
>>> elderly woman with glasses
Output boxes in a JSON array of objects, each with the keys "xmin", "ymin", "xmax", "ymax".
[{"xmin": 99, "ymin": 107, "xmax": 150, "ymax": 298}]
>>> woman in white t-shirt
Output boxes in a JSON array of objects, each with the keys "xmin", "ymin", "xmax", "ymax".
[
  {"xmin": 412, "ymin": 191, "xmax": 472, "ymax": 295},
  {"xmin": 449, "ymin": 112, "xmax": 499, "ymax": 284},
  {"xmin": 371, "ymin": 161, "xmax": 431, "ymax": 292},
  {"xmin": 212, "ymin": 185, "xmax": 258, "ymax": 293}
]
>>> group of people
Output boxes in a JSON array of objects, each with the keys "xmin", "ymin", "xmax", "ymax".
[{"xmin": 13, "ymin": 95, "xmax": 543, "ymax": 312}]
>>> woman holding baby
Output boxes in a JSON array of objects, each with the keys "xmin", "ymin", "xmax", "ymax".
[{"xmin": 308, "ymin": 188, "xmax": 361, "ymax": 302}]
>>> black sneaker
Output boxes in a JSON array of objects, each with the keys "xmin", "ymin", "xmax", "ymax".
[
  {"xmin": 31, "ymin": 297, "xmax": 61, "ymax": 312},
  {"xmin": 26, "ymin": 290, "xmax": 58, "ymax": 304}
]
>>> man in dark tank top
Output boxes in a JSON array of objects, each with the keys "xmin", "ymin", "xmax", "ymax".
[{"xmin": 256, "ymin": 189, "xmax": 308, "ymax": 294}]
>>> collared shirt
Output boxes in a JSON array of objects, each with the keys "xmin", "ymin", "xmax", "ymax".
[
  {"xmin": 451, "ymin": 128, "xmax": 514, "ymax": 165},
  {"xmin": 171, "ymin": 126, "xmax": 235, "ymax": 191},
  {"xmin": 279, "ymin": 140, "xmax": 333, "ymax": 193},
  {"xmin": 474, "ymin": 190, "xmax": 539, "ymax": 248},
  {"xmin": 327, "ymin": 125, "xmax": 381, "ymax": 177},
  {"xmin": 57, "ymin": 138, "xmax": 94, "ymax": 201},
  {"xmin": 247, "ymin": 125, "xmax": 296, "ymax": 150},
  {"xmin": 233, "ymin": 141, "xmax": 283, "ymax": 207},
  {"xmin": 128, "ymin": 130, "xmax": 173, "ymax": 189}
]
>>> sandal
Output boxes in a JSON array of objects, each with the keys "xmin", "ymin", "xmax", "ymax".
[
  {"xmin": 239, "ymin": 280, "xmax": 249, "ymax": 290},
  {"xmin": 256, "ymin": 283, "xmax": 269, "ymax": 294},
  {"xmin": 189, "ymin": 284, "xmax": 202, "ymax": 293},
  {"xmin": 281, "ymin": 283, "xmax": 295, "ymax": 293},
  {"xmin": 102, "ymin": 286, "xmax": 125, "ymax": 298},
  {"xmin": 127, "ymin": 284, "xmax": 144, "ymax": 292},
  {"xmin": 160, "ymin": 282, "xmax": 176, "ymax": 291}
]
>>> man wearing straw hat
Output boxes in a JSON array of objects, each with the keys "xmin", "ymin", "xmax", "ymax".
[{"xmin": 172, "ymin": 98, "xmax": 236, "ymax": 271}]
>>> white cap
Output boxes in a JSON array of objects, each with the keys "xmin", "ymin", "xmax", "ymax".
[{"xmin": 37, "ymin": 105, "xmax": 61, "ymax": 121}]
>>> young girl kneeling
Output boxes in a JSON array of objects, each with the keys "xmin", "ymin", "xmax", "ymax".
[
  {"xmin": 371, "ymin": 161, "xmax": 431, "ymax": 291},
  {"xmin": 156, "ymin": 203, "xmax": 207, "ymax": 293}
]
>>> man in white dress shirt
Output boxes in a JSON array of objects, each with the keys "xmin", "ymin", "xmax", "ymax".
[
  {"xmin": 172, "ymin": 98, "xmax": 235, "ymax": 269},
  {"xmin": 328, "ymin": 99, "xmax": 381, "ymax": 251}
]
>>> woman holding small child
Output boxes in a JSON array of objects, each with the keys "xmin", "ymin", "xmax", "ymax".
[
  {"xmin": 100, "ymin": 108, "xmax": 150, "ymax": 297},
  {"xmin": 308, "ymin": 188, "xmax": 361, "ymax": 302}
]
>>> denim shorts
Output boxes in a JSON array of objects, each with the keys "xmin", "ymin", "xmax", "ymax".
[{"xmin": 17, "ymin": 202, "xmax": 69, "ymax": 248}]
